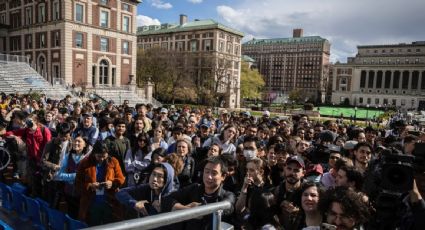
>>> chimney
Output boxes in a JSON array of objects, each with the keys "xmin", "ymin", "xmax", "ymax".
[
  {"xmin": 180, "ymin": 14, "xmax": 188, "ymax": 25},
  {"xmin": 293, "ymin": 28, "xmax": 303, "ymax": 38}
]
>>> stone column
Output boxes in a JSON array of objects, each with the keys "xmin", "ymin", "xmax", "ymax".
[
  {"xmin": 94, "ymin": 64, "xmax": 99, "ymax": 86},
  {"xmin": 372, "ymin": 70, "xmax": 377, "ymax": 89},
  {"xmin": 389, "ymin": 70, "xmax": 394, "ymax": 90},
  {"xmin": 408, "ymin": 70, "xmax": 413, "ymax": 90}
]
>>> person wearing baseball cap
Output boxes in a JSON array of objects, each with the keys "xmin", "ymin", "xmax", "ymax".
[{"xmin": 275, "ymin": 155, "xmax": 305, "ymax": 229}]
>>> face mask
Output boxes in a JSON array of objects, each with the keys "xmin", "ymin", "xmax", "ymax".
[{"xmin": 243, "ymin": 150, "xmax": 256, "ymax": 160}]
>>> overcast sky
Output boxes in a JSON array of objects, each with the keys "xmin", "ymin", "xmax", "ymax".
[{"xmin": 137, "ymin": 0, "xmax": 425, "ymax": 63}]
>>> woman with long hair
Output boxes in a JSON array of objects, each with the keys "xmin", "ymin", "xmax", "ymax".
[
  {"xmin": 293, "ymin": 182, "xmax": 325, "ymax": 230},
  {"xmin": 55, "ymin": 134, "xmax": 92, "ymax": 219},
  {"xmin": 236, "ymin": 158, "xmax": 272, "ymax": 226},
  {"xmin": 202, "ymin": 123, "xmax": 238, "ymax": 157},
  {"xmin": 247, "ymin": 192, "xmax": 280, "ymax": 230},
  {"xmin": 124, "ymin": 132, "xmax": 151, "ymax": 186}
]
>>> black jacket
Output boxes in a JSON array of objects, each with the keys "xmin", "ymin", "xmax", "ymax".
[{"xmin": 162, "ymin": 183, "xmax": 235, "ymax": 230}]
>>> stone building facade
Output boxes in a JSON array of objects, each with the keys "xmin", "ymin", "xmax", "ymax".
[
  {"xmin": 137, "ymin": 15, "xmax": 243, "ymax": 108},
  {"xmin": 332, "ymin": 41, "xmax": 425, "ymax": 110},
  {"xmin": 0, "ymin": 0, "xmax": 140, "ymax": 88},
  {"xmin": 242, "ymin": 29, "xmax": 331, "ymax": 103}
]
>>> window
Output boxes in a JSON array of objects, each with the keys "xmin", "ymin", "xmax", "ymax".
[
  {"xmin": 100, "ymin": 37, "xmax": 108, "ymax": 52},
  {"xmin": 100, "ymin": 0, "xmax": 108, "ymax": 6},
  {"xmin": 219, "ymin": 41, "xmax": 224, "ymax": 52},
  {"xmin": 204, "ymin": 39, "xmax": 212, "ymax": 51},
  {"xmin": 359, "ymin": 97, "xmax": 363, "ymax": 104},
  {"xmin": 26, "ymin": 34, "xmax": 32, "ymax": 49},
  {"xmin": 53, "ymin": 65, "xmax": 60, "ymax": 80},
  {"xmin": 100, "ymin": 11, "xmax": 109, "ymax": 27},
  {"xmin": 25, "ymin": 7, "xmax": 32, "ymax": 25},
  {"xmin": 38, "ymin": 3, "xmax": 45, "ymax": 23},
  {"xmin": 75, "ymin": 4, "xmax": 84, "ymax": 23},
  {"xmin": 75, "ymin": 33, "xmax": 83, "ymax": 48},
  {"xmin": 0, "ymin": 13, "xmax": 5, "ymax": 24},
  {"xmin": 122, "ymin": 3, "xmax": 130, "ymax": 12},
  {"xmin": 53, "ymin": 0, "xmax": 60, "ymax": 20},
  {"xmin": 176, "ymin": 42, "xmax": 184, "ymax": 51},
  {"xmin": 375, "ymin": 98, "xmax": 379, "ymax": 104},
  {"xmin": 40, "ymin": 33, "xmax": 45, "ymax": 48},
  {"xmin": 54, "ymin": 31, "xmax": 60, "ymax": 47},
  {"xmin": 190, "ymin": 40, "xmax": 197, "ymax": 52},
  {"xmin": 367, "ymin": 98, "xmax": 371, "ymax": 104},
  {"xmin": 122, "ymin": 41, "xmax": 129, "ymax": 54},
  {"xmin": 123, "ymin": 16, "xmax": 130, "ymax": 32}
]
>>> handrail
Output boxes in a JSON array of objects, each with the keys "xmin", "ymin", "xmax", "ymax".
[
  {"xmin": 0, "ymin": 53, "xmax": 29, "ymax": 64},
  {"xmin": 84, "ymin": 200, "xmax": 231, "ymax": 230}
]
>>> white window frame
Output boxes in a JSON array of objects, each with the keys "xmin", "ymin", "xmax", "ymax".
[
  {"xmin": 54, "ymin": 31, "xmax": 60, "ymax": 47},
  {"xmin": 40, "ymin": 33, "xmax": 45, "ymax": 48},
  {"xmin": 75, "ymin": 32, "xmax": 83, "ymax": 48},
  {"xmin": 122, "ymin": 3, "xmax": 130, "ymax": 12},
  {"xmin": 75, "ymin": 3, "xmax": 84, "ymax": 23},
  {"xmin": 122, "ymin": 15, "xmax": 130, "ymax": 32},
  {"xmin": 38, "ymin": 3, "xmax": 45, "ymax": 23},
  {"xmin": 122, "ymin": 41, "xmax": 129, "ymax": 54},
  {"xmin": 53, "ymin": 0, "xmax": 60, "ymax": 20},
  {"xmin": 100, "ymin": 10, "xmax": 110, "ymax": 28},
  {"xmin": 100, "ymin": 37, "xmax": 109, "ymax": 52},
  {"xmin": 25, "ymin": 7, "xmax": 32, "ymax": 25}
]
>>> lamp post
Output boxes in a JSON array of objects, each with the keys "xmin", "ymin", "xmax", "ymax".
[
  {"xmin": 366, "ymin": 104, "xmax": 370, "ymax": 126},
  {"xmin": 354, "ymin": 106, "xmax": 358, "ymax": 124}
]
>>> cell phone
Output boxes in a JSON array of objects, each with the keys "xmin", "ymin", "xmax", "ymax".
[{"xmin": 321, "ymin": 223, "xmax": 337, "ymax": 230}]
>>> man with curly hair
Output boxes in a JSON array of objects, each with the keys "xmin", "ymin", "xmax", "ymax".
[{"xmin": 319, "ymin": 187, "xmax": 370, "ymax": 230}]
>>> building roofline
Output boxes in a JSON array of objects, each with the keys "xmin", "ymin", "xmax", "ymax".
[
  {"xmin": 137, "ymin": 19, "xmax": 244, "ymax": 37},
  {"xmin": 358, "ymin": 41, "xmax": 425, "ymax": 49},
  {"xmin": 243, "ymin": 36, "xmax": 328, "ymax": 45}
]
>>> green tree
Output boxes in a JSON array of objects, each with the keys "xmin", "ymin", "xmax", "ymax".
[
  {"xmin": 240, "ymin": 61, "xmax": 265, "ymax": 99},
  {"xmin": 288, "ymin": 89, "xmax": 306, "ymax": 103}
]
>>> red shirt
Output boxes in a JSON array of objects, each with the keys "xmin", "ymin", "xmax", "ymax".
[{"xmin": 6, "ymin": 126, "xmax": 52, "ymax": 162}]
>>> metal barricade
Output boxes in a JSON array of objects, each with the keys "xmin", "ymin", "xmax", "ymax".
[{"xmin": 84, "ymin": 201, "xmax": 232, "ymax": 230}]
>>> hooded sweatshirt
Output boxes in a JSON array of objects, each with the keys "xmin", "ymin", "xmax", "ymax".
[{"xmin": 115, "ymin": 162, "xmax": 175, "ymax": 216}]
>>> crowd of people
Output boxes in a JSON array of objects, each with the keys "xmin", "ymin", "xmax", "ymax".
[{"xmin": 0, "ymin": 92, "xmax": 424, "ymax": 230}]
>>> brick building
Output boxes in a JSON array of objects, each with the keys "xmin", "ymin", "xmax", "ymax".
[
  {"xmin": 242, "ymin": 29, "xmax": 330, "ymax": 103},
  {"xmin": 0, "ymin": 0, "xmax": 140, "ymax": 88},
  {"xmin": 137, "ymin": 15, "xmax": 244, "ymax": 108},
  {"xmin": 332, "ymin": 41, "xmax": 425, "ymax": 110}
]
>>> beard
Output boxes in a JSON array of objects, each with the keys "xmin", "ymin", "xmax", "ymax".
[{"xmin": 286, "ymin": 176, "xmax": 300, "ymax": 185}]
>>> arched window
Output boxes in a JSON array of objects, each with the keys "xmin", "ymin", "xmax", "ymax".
[{"xmin": 99, "ymin": 59, "xmax": 109, "ymax": 85}]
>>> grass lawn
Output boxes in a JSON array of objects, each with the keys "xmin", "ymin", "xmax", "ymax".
[{"xmin": 316, "ymin": 106, "xmax": 385, "ymax": 119}]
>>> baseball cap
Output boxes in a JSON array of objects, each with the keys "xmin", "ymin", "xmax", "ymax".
[
  {"xmin": 160, "ymin": 108, "xmax": 168, "ymax": 114},
  {"xmin": 327, "ymin": 144, "xmax": 341, "ymax": 153},
  {"xmin": 82, "ymin": 112, "xmax": 93, "ymax": 117},
  {"xmin": 343, "ymin": 140, "xmax": 358, "ymax": 150},
  {"xmin": 286, "ymin": 155, "xmax": 305, "ymax": 169},
  {"xmin": 263, "ymin": 110, "xmax": 270, "ymax": 117},
  {"xmin": 306, "ymin": 164, "xmax": 324, "ymax": 176},
  {"xmin": 200, "ymin": 121, "xmax": 211, "ymax": 128},
  {"xmin": 108, "ymin": 100, "xmax": 114, "ymax": 104},
  {"xmin": 242, "ymin": 111, "xmax": 251, "ymax": 116}
]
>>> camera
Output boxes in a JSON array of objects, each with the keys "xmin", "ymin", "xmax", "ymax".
[{"xmin": 380, "ymin": 152, "xmax": 414, "ymax": 193}]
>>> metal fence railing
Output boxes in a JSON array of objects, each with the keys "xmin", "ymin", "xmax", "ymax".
[
  {"xmin": 0, "ymin": 53, "xmax": 29, "ymax": 63},
  {"xmin": 84, "ymin": 201, "xmax": 232, "ymax": 230}
]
